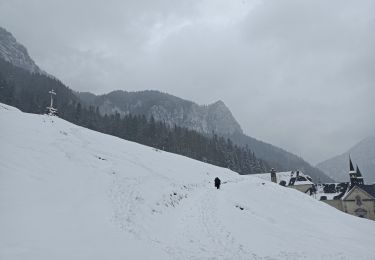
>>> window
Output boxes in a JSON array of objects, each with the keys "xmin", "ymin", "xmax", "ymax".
[{"xmin": 355, "ymin": 195, "xmax": 362, "ymax": 206}]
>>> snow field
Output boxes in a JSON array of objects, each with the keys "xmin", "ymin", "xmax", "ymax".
[{"xmin": 0, "ymin": 103, "xmax": 374, "ymax": 260}]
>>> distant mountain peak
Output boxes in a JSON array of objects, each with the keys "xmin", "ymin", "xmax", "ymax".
[
  {"xmin": 317, "ymin": 136, "xmax": 375, "ymax": 183},
  {"xmin": 210, "ymin": 100, "xmax": 225, "ymax": 106},
  {"xmin": 77, "ymin": 90, "xmax": 243, "ymax": 136},
  {"xmin": 0, "ymin": 26, "xmax": 44, "ymax": 74}
]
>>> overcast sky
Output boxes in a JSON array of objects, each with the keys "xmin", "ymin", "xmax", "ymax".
[{"xmin": 1, "ymin": 0, "xmax": 374, "ymax": 164}]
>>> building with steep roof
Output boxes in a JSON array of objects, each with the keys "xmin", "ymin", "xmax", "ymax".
[
  {"xmin": 254, "ymin": 170, "xmax": 314, "ymax": 193},
  {"xmin": 314, "ymin": 158, "xmax": 375, "ymax": 220},
  {"xmin": 257, "ymin": 160, "xmax": 374, "ymax": 220}
]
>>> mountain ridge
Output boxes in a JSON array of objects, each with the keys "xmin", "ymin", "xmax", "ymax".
[
  {"xmin": 317, "ymin": 136, "xmax": 375, "ymax": 183},
  {"xmin": 228, "ymin": 132, "xmax": 333, "ymax": 182},
  {"xmin": 76, "ymin": 90, "xmax": 243, "ymax": 136},
  {"xmin": 77, "ymin": 90, "xmax": 333, "ymax": 182}
]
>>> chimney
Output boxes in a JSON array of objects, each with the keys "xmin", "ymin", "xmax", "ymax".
[{"xmin": 271, "ymin": 168, "xmax": 277, "ymax": 183}]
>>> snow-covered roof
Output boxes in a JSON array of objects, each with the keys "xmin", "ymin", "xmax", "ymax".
[
  {"xmin": 314, "ymin": 183, "xmax": 375, "ymax": 201},
  {"xmin": 253, "ymin": 171, "xmax": 314, "ymax": 186},
  {"xmin": 313, "ymin": 183, "xmax": 349, "ymax": 200}
]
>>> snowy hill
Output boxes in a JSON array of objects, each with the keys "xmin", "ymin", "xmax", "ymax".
[{"xmin": 0, "ymin": 103, "xmax": 374, "ymax": 260}]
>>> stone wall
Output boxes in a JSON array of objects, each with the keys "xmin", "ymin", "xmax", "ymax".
[
  {"xmin": 290, "ymin": 184, "xmax": 313, "ymax": 193},
  {"xmin": 322, "ymin": 200, "xmax": 343, "ymax": 211}
]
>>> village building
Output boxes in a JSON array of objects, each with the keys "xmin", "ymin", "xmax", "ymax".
[
  {"xmin": 313, "ymin": 158, "xmax": 375, "ymax": 221},
  {"xmin": 256, "ymin": 159, "xmax": 375, "ymax": 221},
  {"xmin": 254, "ymin": 169, "xmax": 314, "ymax": 193}
]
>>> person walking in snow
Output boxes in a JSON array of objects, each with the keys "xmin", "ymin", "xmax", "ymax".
[{"xmin": 214, "ymin": 177, "xmax": 221, "ymax": 189}]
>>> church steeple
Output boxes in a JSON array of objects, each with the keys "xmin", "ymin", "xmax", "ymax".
[
  {"xmin": 349, "ymin": 156, "xmax": 358, "ymax": 186},
  {"xmin": 356, "ymin": 165, "xmax": 364, "ymax": 185},
  {"xmin": 356, "ymin": 165, "xmax": 362, "ymax": 177},
  {"xmin": 349, "ymin": 156, "xmax": 364, "ymax": 186},
  {"xmin": 349, "ymin": 156, "xmax": 355, "ymax": 172}
]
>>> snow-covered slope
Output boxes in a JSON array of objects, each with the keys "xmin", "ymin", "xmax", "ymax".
[{"xmin": 0, "ymin": 103, "xmax": 374, "ymax": 260}]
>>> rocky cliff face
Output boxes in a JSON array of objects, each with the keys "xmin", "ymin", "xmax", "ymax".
[
  {"xmin": 77, "ymin": 90, "xmax": 243, "ymax": 136},
  {"xmin": 0, "ymin": 27, "xmax": 43, "ymax": 74}
]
